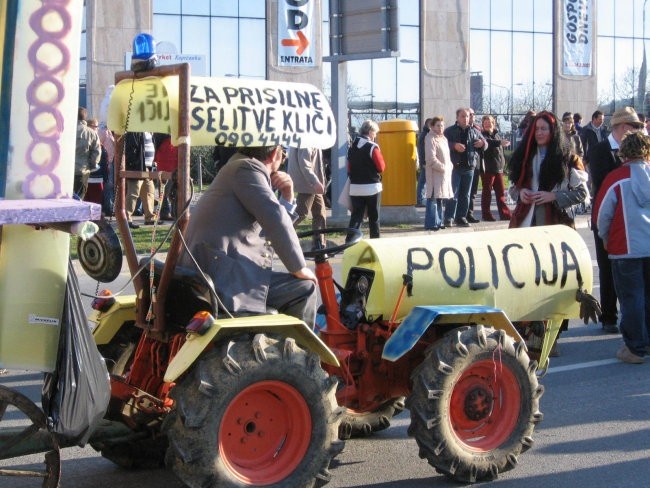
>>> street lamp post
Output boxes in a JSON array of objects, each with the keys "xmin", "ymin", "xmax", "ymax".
[
  {"xmin": 490, "ymin": 83, "xmax": 512, "ymax": 120},
  {"xmin": 488, "ymin": 83, "xmax": 513, "ymax": 142}
]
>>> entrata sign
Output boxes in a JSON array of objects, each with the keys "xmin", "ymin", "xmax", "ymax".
[{"xmin": 278, "ymin": 0, "xmax": 315, "ymax": 67}]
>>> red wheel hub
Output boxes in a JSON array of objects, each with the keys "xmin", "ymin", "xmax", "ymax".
[
  {"xmin": 219, "ymin": 381, "xmax": 311, "ymax": 485},
  {"xmin": 449, "ymin": 359, "xmax": 521, "ymax": 451}
]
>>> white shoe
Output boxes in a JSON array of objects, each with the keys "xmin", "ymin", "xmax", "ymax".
[{"xmin": 616, "ymin": 345, "xmax": 644, "ymax": 364}]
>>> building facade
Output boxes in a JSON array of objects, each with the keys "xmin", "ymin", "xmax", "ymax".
[{"xmin": 84, "ymin": 1, "xmax": 650, "ymax": 136}]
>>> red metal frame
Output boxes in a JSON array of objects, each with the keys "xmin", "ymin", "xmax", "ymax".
[
  {"xmin": 112, "ymin": 63, "xmax": 191, "ymax": 334},
  {"xmin": 315, "ymin": 259, "xmax": 426, "ymax": 412}
]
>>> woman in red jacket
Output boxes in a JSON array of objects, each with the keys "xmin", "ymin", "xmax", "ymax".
[
  {"xmin": 346, "ymin": 119, "xmax": 386, "ymax": 240},
  {"xmin": 153, "ymin": 133, "xmax": 178, "ymax": 220}
]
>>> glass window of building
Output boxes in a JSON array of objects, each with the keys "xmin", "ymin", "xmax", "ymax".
[
  {"xmin": 324, "ymin": 0, "xmax": 420, "ymax": 131},
  {"xmin": 470, "ymin": 0, "xmax": 553, "ymax": 138},
  {"xmin": 597, "ymin": 0, "xmax": 650, "ymax": 115},
  {"xmin": 153, "ymin": 0, "xmax": 266, "ymax": 79}
]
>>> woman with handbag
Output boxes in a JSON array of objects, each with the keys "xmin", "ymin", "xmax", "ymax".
[{"xmin": 507, "ymin": 110, "xmax": 589, "ymax": 355}]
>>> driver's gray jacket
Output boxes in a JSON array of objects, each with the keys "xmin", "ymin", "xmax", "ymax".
[{"xmin": 179, "ymin": 153, "xmax": 305, "ymax": 314}]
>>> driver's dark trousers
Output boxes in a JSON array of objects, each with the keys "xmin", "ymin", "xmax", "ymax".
[{"xmin": 267, "ymin": 271, "xmax": 318, "ymax": 327}]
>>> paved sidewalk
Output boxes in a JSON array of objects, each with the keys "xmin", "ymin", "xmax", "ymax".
[{"xmin": 326, "ymin": 198, "xmax": 592, "ymax": 238}]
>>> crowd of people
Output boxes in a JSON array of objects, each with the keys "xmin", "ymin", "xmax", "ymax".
[
  {"xmin": 413, "ymin": 105, "xmax": 648, "ymax": 362},
  {"xmin": 74, "ymin": 107, "xmax": 179, "ymax": 228}
]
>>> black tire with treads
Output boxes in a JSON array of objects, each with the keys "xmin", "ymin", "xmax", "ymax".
[
  {"xmin": 406, "ymin": 326, "xmax": 544, "ymax": 483},
  {"xmin": 164, "ymin": 333, "xmax": 344, "ymax": 488}
]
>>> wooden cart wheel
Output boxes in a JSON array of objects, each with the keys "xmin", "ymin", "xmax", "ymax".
[{"xmin": 0, "ymin": 385, "xmax": 61, "ymax": 487}]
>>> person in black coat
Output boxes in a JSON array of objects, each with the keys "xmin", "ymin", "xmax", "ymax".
[
  {"xmin": 480, "ymin": 115, "xmax": 512, "ymax": 221},
  {"xmin": 588, "ymin": 106, "xmax": 645, "ymax": 334},
  {"xmin": 443, "ymin": 108, "xmax": 487, "ymax": 227},
  {"xmin": 580, "ymin": 110, "xmax": 608, "ymax": 165}
]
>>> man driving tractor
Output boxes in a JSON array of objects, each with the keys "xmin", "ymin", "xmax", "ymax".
[{"xmin": 178, "ymin": 145, "xmax": 318, "ymax": 324}]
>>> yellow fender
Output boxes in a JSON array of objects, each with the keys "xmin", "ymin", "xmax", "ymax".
[
  {"xmin": 90, "ymin": 295, "xmax": 137, "ymax": 345},
  {"xmin": 164, "ymin": 314, "xmax": 339, "ymax": 383}
]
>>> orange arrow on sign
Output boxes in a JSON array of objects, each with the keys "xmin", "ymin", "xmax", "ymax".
[{"xmin": 281, "ymin": 30, "xmax": 309, "ymax": 55}]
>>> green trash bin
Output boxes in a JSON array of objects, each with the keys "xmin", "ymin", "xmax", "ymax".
[{"xmin": 376, "ymin": 119, "xmax": 418, "ymax": 206}]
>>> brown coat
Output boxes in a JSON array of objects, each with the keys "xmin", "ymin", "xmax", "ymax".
[{"xmin": 424, "ymin": 132, "xmax": 454, "ymax": 199}]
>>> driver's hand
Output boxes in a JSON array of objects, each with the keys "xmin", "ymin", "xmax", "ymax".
[
  {"xmin": 271, "ymin": 171, "xmax": 294, "ymax": 201},
  {"xmin": 293, "ymin": 266, "xmax": 317, "ymax": 285}
]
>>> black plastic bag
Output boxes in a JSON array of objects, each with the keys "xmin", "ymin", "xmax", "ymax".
[{"xmin": 42, "ymin": 260, "xmax": 110, "ymax": 446}]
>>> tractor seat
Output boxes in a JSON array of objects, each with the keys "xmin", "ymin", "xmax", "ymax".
[
  {"xmin": 138, "ymin": 258, "xmax": 277, "ymax": 332},
  {"xmin": 139, "ymin": 258, "xmax": 218, "ymax": 331}
]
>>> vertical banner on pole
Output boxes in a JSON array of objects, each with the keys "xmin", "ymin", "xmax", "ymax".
[
  {"xmin": 278, "ymin": 0, "xmax": 316, "ymax": 67},
  {"xmin": 562, "ymin": 0, "xmax": 593, "ymax": 76}
]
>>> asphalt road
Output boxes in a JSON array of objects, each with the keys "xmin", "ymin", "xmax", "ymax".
[{"xmin": 2, "ymin": 224, "xmax": 649, "ymax": 488}]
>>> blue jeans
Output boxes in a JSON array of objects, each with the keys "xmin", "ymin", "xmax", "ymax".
[
  {"xmin": 425, "ymin": 198, "xmax": 445, "ymax": 229},
  {"xmin": 611, "ymin": 258, "xmax": 650, "ymax": 356},
  {"xmin": 416, "ymin": 165, "xmax": 426, "ymax": 205},
  {"xmin": 445, "ymin": 167, "xmax": 475, "ymax": 221}
]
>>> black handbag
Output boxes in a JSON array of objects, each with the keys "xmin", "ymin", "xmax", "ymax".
[{"xmin": 556, "ymin": 204, "xmax": 577, "ymax": 229}]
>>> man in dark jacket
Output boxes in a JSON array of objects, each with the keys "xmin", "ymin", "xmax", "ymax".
[
  {"xmin": 588, "ymin": 106, "xmax": 644, "ymax": 334},
  {"xmin": 466, "ymin": 108, "xmax": 483, "ymax": 222},
  {"xmin": 443, "ymin": 108, "xmax": 486, "ymax": 227},
  {"xmin": 581, "ymin": 110, "xmax": 608, "ymax": 165}
]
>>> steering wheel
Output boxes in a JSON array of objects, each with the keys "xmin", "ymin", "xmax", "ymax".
[{"xmin": 298, "ymin": 227, "xmax": 363, "ymax": 259}]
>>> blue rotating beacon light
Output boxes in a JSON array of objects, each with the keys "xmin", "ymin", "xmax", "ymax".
[{"xmin": 131, "ymin": 33, "xmax": 158, "ymax": 72}]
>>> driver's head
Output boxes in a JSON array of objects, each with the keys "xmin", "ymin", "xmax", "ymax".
[{"xmin": 238, "ymin": 145, "xmax": 286, "ymax": 172}]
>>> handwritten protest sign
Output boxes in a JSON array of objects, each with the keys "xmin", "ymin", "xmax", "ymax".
[{"xmin": 108, "ymin": 76, "xmax": 336, "ymax": 149}]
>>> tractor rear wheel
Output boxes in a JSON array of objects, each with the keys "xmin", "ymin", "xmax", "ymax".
[
  {"xmin": 407, "ymin": 326, "xmax": 544, "ymax": 483},
  {"xmin": 338, "ymin": 397, "xmax": 406, "ymax": 439},
  {"xmin": 164, "ymin": 333, "xmax": 344, "ymax": 488},
  {"xmin": 96, "ymin": 323, "xmax": 140, "ymax": 375}
]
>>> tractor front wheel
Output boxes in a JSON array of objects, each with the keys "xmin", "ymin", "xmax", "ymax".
[
  {"xmin": 164, "ymin": 333, "xmax": 343, "ymax": 488},
  {"xmin": 407, "ymin": 326, "xmax": 544, "ymax": 483}
]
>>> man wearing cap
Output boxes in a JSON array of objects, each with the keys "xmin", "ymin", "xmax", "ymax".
[{"xmin": 588, "ymin": 106, "xmax": 644, "ymax": 334}]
